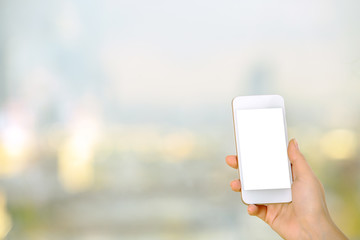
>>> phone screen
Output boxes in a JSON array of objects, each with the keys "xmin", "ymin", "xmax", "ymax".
[{"xmin": 236, "ymin": 108, "xmax": 291, "ymax": 190}]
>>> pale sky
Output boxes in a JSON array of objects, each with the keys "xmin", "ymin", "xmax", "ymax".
[{"xmin": 1, "ymin": 0, "xmax": 360, "ymax": 111}]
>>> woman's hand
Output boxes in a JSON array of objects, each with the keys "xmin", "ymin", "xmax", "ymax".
[{"xmin": 226, "ymin": 139, "xmax": 348, "ymax": 240}]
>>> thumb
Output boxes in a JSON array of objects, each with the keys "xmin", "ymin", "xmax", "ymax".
[{"xmin": 287, "ymin": 139, "xmax": 312, "ymax": 180}]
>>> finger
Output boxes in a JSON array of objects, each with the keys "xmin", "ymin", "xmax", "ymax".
[
  {"xmin": 226, "ymin": 155, "xmax": 238, "ymax": 169},
  {"xmin": 230, "ymin": 179, "xmax": 241, "ymax": 192},
  {"xmin": 287, "ymin": 139, "xmax": 312, "ymax": 179},
  {"xmin": 248, "ymin": 204, "xmax": 267, "ymax": 222}
]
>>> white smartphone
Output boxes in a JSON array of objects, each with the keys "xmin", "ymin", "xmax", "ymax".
[{"xmin": 232, "ymin": 95, "xmax": 292, "ymax": 204}]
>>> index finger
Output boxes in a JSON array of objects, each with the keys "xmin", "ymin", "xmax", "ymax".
[{"xmin": 226, "ymin": 155, "xmax": 238, "ymax": 169}]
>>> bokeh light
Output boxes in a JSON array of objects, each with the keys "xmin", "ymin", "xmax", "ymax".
[
  {"xmin": 0, "ymin": 192, "xmax": 12, "ymax": 239},
  {"xmin": 58, "ymin": 114, "xmax": 100, "ymax": 192},
  {"xmin": 320, "ymin": 129, "xmax": 357, "ymax": 160}
]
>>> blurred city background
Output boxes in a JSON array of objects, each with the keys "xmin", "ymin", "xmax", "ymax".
[{"xmin": 0, "ymin": 0, "xmax": 360, "ymax": 239}]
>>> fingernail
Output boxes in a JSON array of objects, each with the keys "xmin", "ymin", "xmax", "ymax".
[{"xmin": 294, "ymin": 138, "xmax": 299, "ymax": 150}]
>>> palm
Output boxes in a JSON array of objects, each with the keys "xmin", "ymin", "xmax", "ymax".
[
  {"xmin": 264, "ymin": 204, "xmax": 298, "ymax": 239},
  {"xmin": 264, "ymin": 198, "xmax": 301, "ymax": 239},
  {"xmin": 256, "ymin": 175, "xmax": 324, "ymax": 240}
]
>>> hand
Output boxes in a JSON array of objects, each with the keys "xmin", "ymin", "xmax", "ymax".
[{"xmin": 226, "ymin": 139, "xmax": 348, "ymax": 240}]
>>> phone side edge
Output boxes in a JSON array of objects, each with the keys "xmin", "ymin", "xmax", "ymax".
[{"xmin": 231, "ymin": 97, "xmax": 249, "ymax": 205}]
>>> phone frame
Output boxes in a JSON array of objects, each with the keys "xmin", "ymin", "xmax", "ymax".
[{"xmin": 232, "ymin": 95, "xmax": 292, "ymax": 204}]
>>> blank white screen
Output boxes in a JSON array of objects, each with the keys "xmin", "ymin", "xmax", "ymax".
[{"xmin": 236, "ymin": 108, "xmax": 291, "ymax": 190}]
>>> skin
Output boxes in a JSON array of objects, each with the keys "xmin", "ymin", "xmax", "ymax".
[{"xmin": 226, "ymin": 139, "xmax": 348, "ymax": 240}]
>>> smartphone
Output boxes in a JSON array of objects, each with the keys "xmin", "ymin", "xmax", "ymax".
[{"xmin": 232, "ymin": 95, "xmax": 292, "ymax": 204}]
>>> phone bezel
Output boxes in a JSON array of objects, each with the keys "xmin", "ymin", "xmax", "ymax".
[{"xmin": 232, "ymin": 95, "xmax": 293, "ymax": 204}]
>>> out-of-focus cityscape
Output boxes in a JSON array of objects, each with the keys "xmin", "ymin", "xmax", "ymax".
[{"xmin": 0, "ymin": 0, "xmax": 360, "ymax": 239}]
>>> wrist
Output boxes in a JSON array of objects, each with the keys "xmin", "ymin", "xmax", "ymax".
[{"xmin": 301, "ymin": 215, "xmax": 347, "ymax": 240}]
